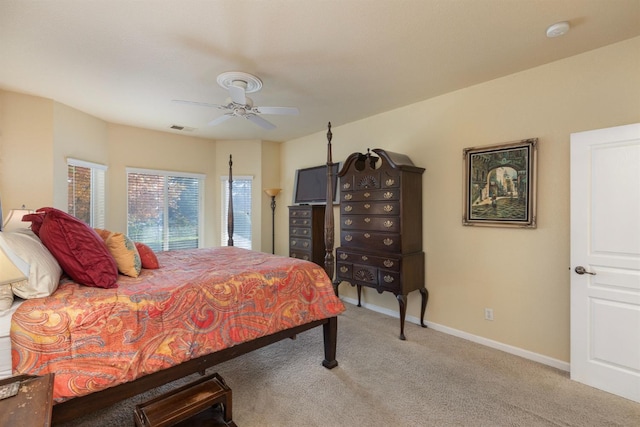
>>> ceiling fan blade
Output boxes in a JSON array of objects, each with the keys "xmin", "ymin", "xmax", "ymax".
[
  {"xmin": 208, "ymin": 114, "xmax": 234, "ymax": 126},
  {"xmin": 227, "ymin": 84, "xmax": 247, "ymax": 105},
  {"xmin": 246, "ymin": 114, "xmax": 276, "ymax": 130},
  {"xmin": 255, "ymin": 106, "xmax": 299, "ymax": 115},
  {"xmin": 172, "ymin": 99, "xmax": 227, "ymax": 109}
]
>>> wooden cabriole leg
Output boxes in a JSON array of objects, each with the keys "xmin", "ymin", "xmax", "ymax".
[
  {"xmin": 397, "ymin": 294, "xmax": 407, "ymax": 340},
  {"xmin": 419, "ymin": 287, "xmax": 428, "ymax": 328}
]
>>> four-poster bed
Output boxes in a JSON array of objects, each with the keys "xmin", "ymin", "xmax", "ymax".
[{"xmin": 4, "ymin": 124, "xmax": 341, "ymax": 424}]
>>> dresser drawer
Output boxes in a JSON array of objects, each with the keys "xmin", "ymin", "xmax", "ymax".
[
  {"xmin": 289, "ymin": 208, "xmax": 312, "ymax": 218},
  {"xmin": 290, "ymin": 237, "xmax": 312, "ymax": 250},
  {"xmin": 377, "ymin": 269, "xmax": 401, "ymax": 293},
  {"xmin": 290, "ymin": 249, "xmax": 312, "ymax": 261},
  {"xmin": 337, "ymin": 262, "xmax": 401, "ymax": 294},
  {"xmin": 341, "ymin": 171, "xmax": 402, "ymax": 192},
  {"xmin": 336, "ymin": 262, "xmax": 353, "ymax": 280},
  {"xmin": 290, "ymin": 226, "xmax": 312, "ymax": 237},
  {"xmin": 341, "ymin": 188, "xmax": 400, "ymax": 203},
  {"xmin": 336, "ymin": 249, "xmax": 400, "ymax": 272},
  {"xmin": 340, "ymin": 201, "xmax": 400, "ymax": 216},
  {"xmin": 289, "ymin": 217, "xmax": 312, "ymax": 226},
  {"xmin": 340, "ymin": 215, "xmax": 400, "ymax": 232},
  {"xmin": 340, "ymin": 230, "xmax": 401, "ymax": 252}
]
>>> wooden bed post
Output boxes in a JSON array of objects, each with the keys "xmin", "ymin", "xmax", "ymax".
[
  {"xmin": 227, "ymin": 155, "xmax": 234, "ymax": 246},
  {"xmin": 324, "ymin": 122, "xmax": 335, "ymax": 281}
]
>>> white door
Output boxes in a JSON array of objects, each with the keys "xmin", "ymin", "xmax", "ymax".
[{"xmin": 570, "ymin": 123, "xmax": 640, "ymax": 403}]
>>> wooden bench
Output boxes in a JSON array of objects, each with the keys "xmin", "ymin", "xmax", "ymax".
[{"xmin": 134, "ymin": 372, "xmax": 236, "ymax": 427}]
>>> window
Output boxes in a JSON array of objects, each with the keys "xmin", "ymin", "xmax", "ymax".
[
  {"xmin": 67, "ymin": 158, "xmax": 107, "ymax": 228},
  {"xmin": 127, "ymin": 168, "xmax": 204, "ymax": 252},
  {"xmin": 221, "ymin": 176, "xmax": 253, "ymax": 249}
]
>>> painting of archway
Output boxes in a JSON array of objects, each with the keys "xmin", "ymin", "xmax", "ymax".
[{"xmin": 463, "ymin": 138, "xmax": 537, "ymax": 228}]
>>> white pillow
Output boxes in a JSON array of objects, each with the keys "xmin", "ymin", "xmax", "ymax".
[
  {"xmin": 0, "ymin": 284, "xmax": 13, "ymax": 311},
  {"xmin": 0, "ymin": 230, "xmax": 62, "ymax": 299}
]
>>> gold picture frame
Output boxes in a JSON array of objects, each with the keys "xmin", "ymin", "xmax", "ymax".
[{"xmin": 463, "ymin": 138, "xmax": 537, "ymax": 228}]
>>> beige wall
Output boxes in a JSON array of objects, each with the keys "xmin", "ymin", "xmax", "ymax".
[
  {"xmin": 281, "ymin": 36, "xmax": 640, "ymax": 363},
  {"xmin": 0, "ymin": 91, "xmax": 55, "ymax": 211}
]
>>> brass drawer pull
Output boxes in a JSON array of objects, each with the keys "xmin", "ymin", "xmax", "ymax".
[
  {"xmin": 364, "ymin": 233, "xmax": 371, "ymax": 238},
  {"xmin": 385, "ymin": 178, "xmax": 395, "ymax": 186},
  {"xmin": 340, "ymin": 253, "xmax": 348, "ymax": 260},
  {"xmin": 384, "ymin": 220, "xmax": 393, "ymax": 228},
  {"xmin": 383, "ymin": 259, "xmax": 394, "ymax": 268},
  {"xmin": 364, "ymin": 217, "xmax": 371, "ymax": 223},
  {"xmin": 384, "ymin": 191, "xmax": 393, "ymax": 199},
  {"xmin": 343, "ymin": 182, "xmax": 351, "ymax": 190},
  {"xmin": 361, "ymin": 255, "xmax": 368, "ymax": 261},
  {"xmin": 384, "ymin": 275, "xmax": 394, "ymax": 283},
  {"xmin": 345, "ymin": 205, "xmax": 353, "ymax": 212},
  {"xmin": 344, "ymin": 194, "xmax": 353, "ymax": 200},
  {"xmin": 383, "ymin": 204, "xmax": 393, "ymax": 212},
  {"xmin": 345, "ymin": 235, "xmax": 353, "ymax": 241},
  {"xmin": 344, "ymin": 219, "xmax": 353, "ymax": 226},
  {"xmin": 383, "ymin": 238, "xmax": 393, "ymax": 246},
  {"xmin": 340, "ymin": 266, "xmax": 348, "ymax": 273},
  {"xmin": 364, "ymin": 203, "xmax": 371, "ymax": 209},
  {"xmin": 364, "ymin": 192, "xmax": 371, "ymax": 198},
  {"xmin": 303, "ymin": 241, "xmax": 309, "ymax": 247}
]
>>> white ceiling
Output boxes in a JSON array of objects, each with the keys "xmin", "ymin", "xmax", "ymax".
[{"xmin": 1, "ymin": 0, "xmax": 638, "ymax": 142}]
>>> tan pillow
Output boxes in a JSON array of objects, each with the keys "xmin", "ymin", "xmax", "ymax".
[
  {"xmin": 94, "ymin": 229, "xmax": 142, "ymax": 278},
  {"xmin": 0, "ymin": 229, "xmax": 62, "ymax": 299}
]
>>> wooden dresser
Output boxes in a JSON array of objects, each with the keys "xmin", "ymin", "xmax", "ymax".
[
  {"xmin": 288, "ymin": 205, "xmax": 325, "ymax": 266},
  {"xmin": 335, "ymin": 148, "xmax": 427, "ymax": 340}
]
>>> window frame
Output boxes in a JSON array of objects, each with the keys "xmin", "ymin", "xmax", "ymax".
[
  {"xmin": 127, "ymin": 167, "xmax": 205, "ymax": 251},
  {"xmin": 67, "ymin": 157, "xmax": 107, "ymax": 228}
]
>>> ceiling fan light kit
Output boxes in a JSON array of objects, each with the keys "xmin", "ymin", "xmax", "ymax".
[{"xmin": 174, "ymin": 71, "xmax": 298, "ymax": 130}]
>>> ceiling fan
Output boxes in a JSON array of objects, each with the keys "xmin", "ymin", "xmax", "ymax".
[{"xmin": 173, "ymin": 71, "xmax": 299, "ymax": 130}]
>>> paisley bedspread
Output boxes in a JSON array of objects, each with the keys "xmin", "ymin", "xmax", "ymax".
[{"xmin": 11, "ymin": 246, "xmax": 345, "ymax": 402}]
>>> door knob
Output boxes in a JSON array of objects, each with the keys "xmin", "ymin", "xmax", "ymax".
[{"xmin": 575, "ymin": 266, "xmax": 596, "ymax": 275}]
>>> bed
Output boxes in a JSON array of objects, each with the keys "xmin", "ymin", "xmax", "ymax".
[{"xmin": 1, "ymin": 124, "xmax": 342, "ymax": 423}]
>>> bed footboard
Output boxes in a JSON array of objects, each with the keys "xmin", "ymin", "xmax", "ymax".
[{"xmin": 52, "ymin": 317, "xmax": 338, "ymax": 424}]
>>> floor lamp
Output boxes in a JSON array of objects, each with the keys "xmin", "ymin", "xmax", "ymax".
[{"xmin": 264, "ymin": 188, "xmax": 281, "ymax": 254}]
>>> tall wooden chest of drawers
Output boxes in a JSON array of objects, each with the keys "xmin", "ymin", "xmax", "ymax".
[
  {"xmin": 335, "ymin": 149, "xmax": 427, "ymax": 340},
  {"xmin": 288, "ymin": 205, "xmax": 325, "ymax": 266}
]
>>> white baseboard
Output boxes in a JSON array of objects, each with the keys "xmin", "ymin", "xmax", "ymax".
[{"xmin": 340, "ymin": 297, "xmax": 570, "ymax": 372}]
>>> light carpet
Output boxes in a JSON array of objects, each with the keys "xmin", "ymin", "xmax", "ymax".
[{"xmin": 58, "ymin": 303, "xmax": 640, "ymax": 426}]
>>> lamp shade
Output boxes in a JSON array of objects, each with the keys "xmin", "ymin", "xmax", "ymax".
[
  {"xmin": 264, "ymin": 188, "xmax": 281, "ymax": 197},
  {"xmin": 2, "ymin": 208, "xmax": 33, "ymax": 232},
  {"xmin": 0, "ymin": 244, "xmax": 27, "ymax": 286}
]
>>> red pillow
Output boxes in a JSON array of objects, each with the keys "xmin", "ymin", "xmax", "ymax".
[
  {"xmin": 31, "ymin": 207, "xmax": 118, "ymax": 288},
  {"xmin": 135, "ymin": 242, "xmax": 160, "ymax": 269}
]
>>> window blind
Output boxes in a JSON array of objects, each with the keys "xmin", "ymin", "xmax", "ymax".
[
  {"xmin": 127, "ymin": 169, "xmax": 204, "ymax": 252},
  {"xmin": 221, "ymin": 176, "xmax": 252, "ymax": 249},
  {"xmin": 67, "ymin": 158, "xmax": 107, "ymax": 228}
]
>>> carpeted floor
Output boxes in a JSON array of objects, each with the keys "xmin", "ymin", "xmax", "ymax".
[{"xmin": 58, "ymin": 303, "xmax": 640, "ymax": 426}]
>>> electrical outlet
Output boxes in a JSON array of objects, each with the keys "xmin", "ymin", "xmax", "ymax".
[{"xmin": 484, "ymin": 308, "xmax": 494, "ymax": 321}]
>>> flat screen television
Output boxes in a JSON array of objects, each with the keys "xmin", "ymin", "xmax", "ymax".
[{"xmin": 292, "ymin": 163, "xmax": 341, "ymax": 205}]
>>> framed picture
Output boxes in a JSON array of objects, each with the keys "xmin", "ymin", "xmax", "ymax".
[{"xmin": 463, "ymin": 138, "xmax": 538, "ymax": 228}]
